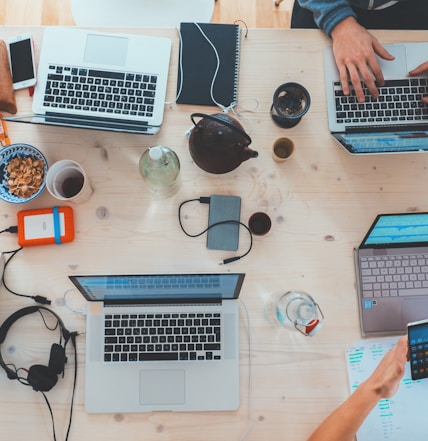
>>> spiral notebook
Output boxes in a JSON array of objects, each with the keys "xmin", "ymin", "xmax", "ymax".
[{"xmin": 176, "ymin": 22, "xmax": 241, "ymax": 107}]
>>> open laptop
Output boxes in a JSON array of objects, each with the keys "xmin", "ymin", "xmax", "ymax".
[
  {"xmin": 4, "ymin": 27, "xmax": 171, "ymax": 134},
  {"xmin": 68, "ymin": 273, "xmax": 245, "ymax": 413},
  {"xmin": 354, "ymin": 212, "xmax": 428, "ymax": 337},
  {"xmin": 324, "ymin": 42, "xmax": 428, "ymax": 154}
]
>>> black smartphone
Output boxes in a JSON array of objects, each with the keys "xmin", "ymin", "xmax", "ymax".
[
  {"xmin": 7, "ymin": 33, "xmax": 37, "ymax": 90},
  {"xmin": 408, "ymin": 319, "xmax": 428, "ymax": 380}
]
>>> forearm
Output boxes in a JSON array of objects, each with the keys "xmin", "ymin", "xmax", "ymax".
[
  {"xmin": 296, "ymin": 0, "xmax": 356, "ymax": 35},
  {"xmin": 307, "ymin": 381, "xmax": 381, "ymax": 441}
]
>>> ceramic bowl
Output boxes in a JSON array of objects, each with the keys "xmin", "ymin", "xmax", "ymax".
[{"xmin": 0, "ymin": 143, "xmax": 48, "ymax": 204}]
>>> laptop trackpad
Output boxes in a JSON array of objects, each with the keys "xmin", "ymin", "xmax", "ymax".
[
  {"xmin": 378, "ymin": 45, "xmax": 407, "ymax": 78},
  {"xmin": 140, "ymin": 369, "xmax": 185, "ymax": 405},
  {"xmin": 402, "ymin": 299, "xmax": 428, "ymax": 326}
]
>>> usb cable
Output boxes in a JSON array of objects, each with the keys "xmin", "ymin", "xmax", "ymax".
[{"xmin": 178, "ymin": 197, "xmax": 253, "ymax": 264}]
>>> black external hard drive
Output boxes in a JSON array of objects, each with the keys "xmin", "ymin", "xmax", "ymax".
[{"xmin": 207, "ymin": 195, "xmax": 241, "ymax": 251}]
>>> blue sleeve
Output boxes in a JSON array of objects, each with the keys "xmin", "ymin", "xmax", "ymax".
[{"xmin": 296, "ymin": 0, "xmax": 357, "ymax": 36}]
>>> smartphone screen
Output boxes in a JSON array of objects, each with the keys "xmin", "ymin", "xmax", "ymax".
[
  {"xmin": 8, "ymin": 36, "xmax": 36, "ymax": 89},
  {"xmin": 408, "ymin": 319, "xmax": 428, "ymax": 380}
]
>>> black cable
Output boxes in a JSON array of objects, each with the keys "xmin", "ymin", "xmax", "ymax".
[
  {"xmin": 178, "ymin": 197, "xmax": 253, "ymax": 264},
  {"xmin": 0, "ymin": 226, "xmax": 18, "ymax": 234},
  {"xmin": 1, "ymin": 247, "xmax": 51, "ymax": 305},
  {"xmin": 65, "ymin": 332, "xmax": 78, "ymax": 441},
  {"xmin": 41, "ymin": 391, "xmax": 57, "ymax": 441}
]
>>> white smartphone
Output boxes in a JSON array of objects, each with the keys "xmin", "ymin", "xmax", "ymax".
[{"xmin": 7, "ymin": 33, "xmax": 37, "ymax": 90}]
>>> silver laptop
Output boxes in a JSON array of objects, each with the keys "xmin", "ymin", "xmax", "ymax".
[
  {"xmin": 354, "ymin": 212, "xmax": 428, "ymax": 337},
  {"xmin": 324, "ymin": 42, "xmax": 428, "ymax": 154},
  {"xmin": 68, "ymin": 273, "xmax": 245, "ymax": 413},
  {"xmin": 5, "ymin": 27, "xmax": 171, "ymax": 134}
]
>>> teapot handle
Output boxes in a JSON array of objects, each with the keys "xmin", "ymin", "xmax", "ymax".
[{"xmin": 190, "ymin": 113, "xmax": 252, "ymax": 145}]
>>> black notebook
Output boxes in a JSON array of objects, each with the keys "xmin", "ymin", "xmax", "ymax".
[{"xmin": 177, "ymin": 22, "xmax": 241, "ymax": 107}]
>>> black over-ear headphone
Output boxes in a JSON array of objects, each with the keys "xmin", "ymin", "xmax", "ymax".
[{"xmin": 0, "ymin": 306, "xmax": 71, "ymax": 392}]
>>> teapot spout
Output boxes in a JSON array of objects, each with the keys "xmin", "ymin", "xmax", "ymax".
[{"xmin": 242, "ymin": 147, "xmax": 258, "ymax": 162}]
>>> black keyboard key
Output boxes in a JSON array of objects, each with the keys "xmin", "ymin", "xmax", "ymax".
[
  {"xmin": 89, "ymin": 69, "xmax": 124, "ymax": 80},
  {"xmin": 204, "ymin": 343, "xmax": 221, "ymax": 351},
  {"xmin": 139, "ymin": 352, "xmax": 179, "ymax": 361}
]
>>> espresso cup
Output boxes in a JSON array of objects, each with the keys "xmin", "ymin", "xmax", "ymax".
[
  {"xmin": 272, "ymin": 137, "xmax": 294, "ymax": 162},
  {"xmin": 248, "ymin": 212, "xmax": 272, "ymax": 236},
  {"xmin": 46, "ymin": 160, "xmax": 92, "ymax": 204}
]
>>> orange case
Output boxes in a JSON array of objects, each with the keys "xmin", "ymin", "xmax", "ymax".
[{"xmin": 17, "ymin": 206, "xmax": 74, "ymax": 246}]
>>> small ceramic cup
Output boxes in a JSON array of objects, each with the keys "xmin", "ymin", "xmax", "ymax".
[
  {"xmin": 46, "ymin": 160, "xmax": 92, "ymax": 204},
  {"xmin": 248, "ymin": 212, "xmax": 272, "ymax": 236},
  {"xmin": 272, "ymin": 137, "xmax": 295, "ymax": 162}
]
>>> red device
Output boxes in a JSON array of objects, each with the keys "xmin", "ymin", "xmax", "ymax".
[{"xmin": 17, "ymin": 206, "xmax": 74, "ymax": 247}]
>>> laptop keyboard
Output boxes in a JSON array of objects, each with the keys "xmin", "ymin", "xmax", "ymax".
[
  {"xmin": 104, "ymin": 312, "xmax": 222, "ymax": 362},
  {"xmin": 42, "ymin": 64, "xmax": 158, "ymax": 117},
  {"xmin": 360, "ymin": 254, "xmax": 428, "ymax": 298},
  {"xmin": 334, "ymin": 78, "xmax": 428, "ymax": 125}
]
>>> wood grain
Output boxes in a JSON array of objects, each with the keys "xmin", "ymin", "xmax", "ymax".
[
  {"xmin": 0, "ymin": 0, "xmax": 293, "ymax": 27},
  {"xmin": 0, "ymin": 25, "xmax": 426, "ymax": 441}
]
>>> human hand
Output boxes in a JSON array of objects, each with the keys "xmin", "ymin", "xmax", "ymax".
[
  {"xmin": 331, "ymin": 17, "xmax": 395, "ymax": 102},
  {"xmin": 364, "ymin": 336, "xmax": 408, "ymax": 399},
  {"xmin": 409, "ymin": 62, "xmax": 428, "ymax": 103}
]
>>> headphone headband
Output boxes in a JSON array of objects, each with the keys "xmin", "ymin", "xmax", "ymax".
[{"xmin": 0, "ymin": 306, "xmax": 69, "ymax": 344}]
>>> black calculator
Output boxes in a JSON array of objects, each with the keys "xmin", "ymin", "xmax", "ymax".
[{"xmin": 408, "ymin": 319, "xmax": 428, "ymax": 380}]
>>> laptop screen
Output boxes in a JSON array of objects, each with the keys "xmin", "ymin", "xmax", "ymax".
[
  {"xmin": 334, "ymin": 130, "xmax": 428, "ymax": 154},
  {"xmin": 360, "ymin": 213, "xmax": 428, "ymax": 248},
  {"xmin": 69, "ymin": 273, "xmax": 245, "ymax": 302}
]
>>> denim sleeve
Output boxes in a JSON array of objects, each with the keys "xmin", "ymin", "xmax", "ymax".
[{"xmin": 297, "ymin": 0, "xmax": 358, "ymax": 36}]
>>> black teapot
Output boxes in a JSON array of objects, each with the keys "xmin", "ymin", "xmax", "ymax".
[{"xmin": 189, "ymin": 113, "xmax": 258, "ymax": 174}]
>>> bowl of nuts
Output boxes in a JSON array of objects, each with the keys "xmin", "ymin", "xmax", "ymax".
[{"xmin": 0, "ymin": 143, "xmax": 48, "ymax": 203}]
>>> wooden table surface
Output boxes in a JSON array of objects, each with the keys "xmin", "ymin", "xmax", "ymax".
[{"xmin": 0, "ymin": 26, "xmax": 427, "ymax": 441}]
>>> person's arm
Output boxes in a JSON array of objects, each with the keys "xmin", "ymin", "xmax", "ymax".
[
  {"xmin": 296, "ymin": 0, "xmax": 356, "ymax": 36},
  {"xmin": 330, "ymin": 17, "xmax": 394, "ymax": 102},
  {"xmin": 409, "ymin": 62, "xmax": 428, "ymax": 103},
  {"xmin": 307, "ymin": 336, "xmax": 408, "ymax": 441},
  {"xmin": 296, "ymin": 1, "xmax": 394, "ymax": 101}
]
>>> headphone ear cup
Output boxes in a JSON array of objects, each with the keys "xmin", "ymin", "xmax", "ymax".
[
  {"xmin": 27, "ymin": 365, "xmax": 58, "ymax": 392},
  {"xmin": 48, "ymin": 343, "xmax": 66, "ymax": 375}
]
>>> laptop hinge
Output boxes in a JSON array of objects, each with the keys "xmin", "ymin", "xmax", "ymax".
[{"xmin": 45, "ymin": 112, "xmax": 151, "ymax": 131}]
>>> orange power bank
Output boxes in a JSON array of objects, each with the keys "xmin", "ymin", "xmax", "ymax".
[{"xmin": 17, "ymin": 206, "xmax": 74, "ymax": 246}]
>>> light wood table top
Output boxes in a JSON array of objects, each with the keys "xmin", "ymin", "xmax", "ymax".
[{"xmin": 0, "ymin": 26, "xmax": 428, "ymax": 441}]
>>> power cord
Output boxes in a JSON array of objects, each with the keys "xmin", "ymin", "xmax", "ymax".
[
  {"xmin": 178, "ymin": 197, "xmax": 253, "ymax": 264},
  {"xmin": 63, "ymin": 288, "xmax": 87, "ymax": 316},
  {"xmin": 0, "ymin": 226, "xmax": 51, "ymax": 305},
  {"xmin": 40, "ymin": 330, "xmax": 79, "ymax": 441},
  {"xmin": 238, "ymin": 298, "xmax": 253, "ymax": 441}
]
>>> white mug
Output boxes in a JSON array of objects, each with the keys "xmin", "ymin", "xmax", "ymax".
[{"xmin": 46, "ymin": 160, "xmax": 92, "ymax": 204}]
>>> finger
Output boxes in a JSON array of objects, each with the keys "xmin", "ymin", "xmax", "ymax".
[
  {"xmin": 395, "ymin": 336, "xmax": 409, "ymax": 361},
  {"xmin": 349, "ymin": 66, "xmax": 370, "ymax": 103},
  {"xmin": 359, "ymin": 67, "xmax": 380, "ymax": 99},
  {"xmin": 373, "ymin": 40, "xmax": 395, "ymax": 61},
  {"xmin": 370, "ymin": 39, "xmax": 393, "ymax": 89},
  {"xmin": 364, "ymin": 57, "xmax": 383, "ymax": 96},
  {"xmin": 338, "ymin": 64, "xmax": 351, "ymax": 96},
  {"xmin": 409, "ymin": 61, "xmax": 428, "ymax": 76},
  {"xmin": 347, "ymin": 65, "xmax": 367, "ymax": 102}
]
